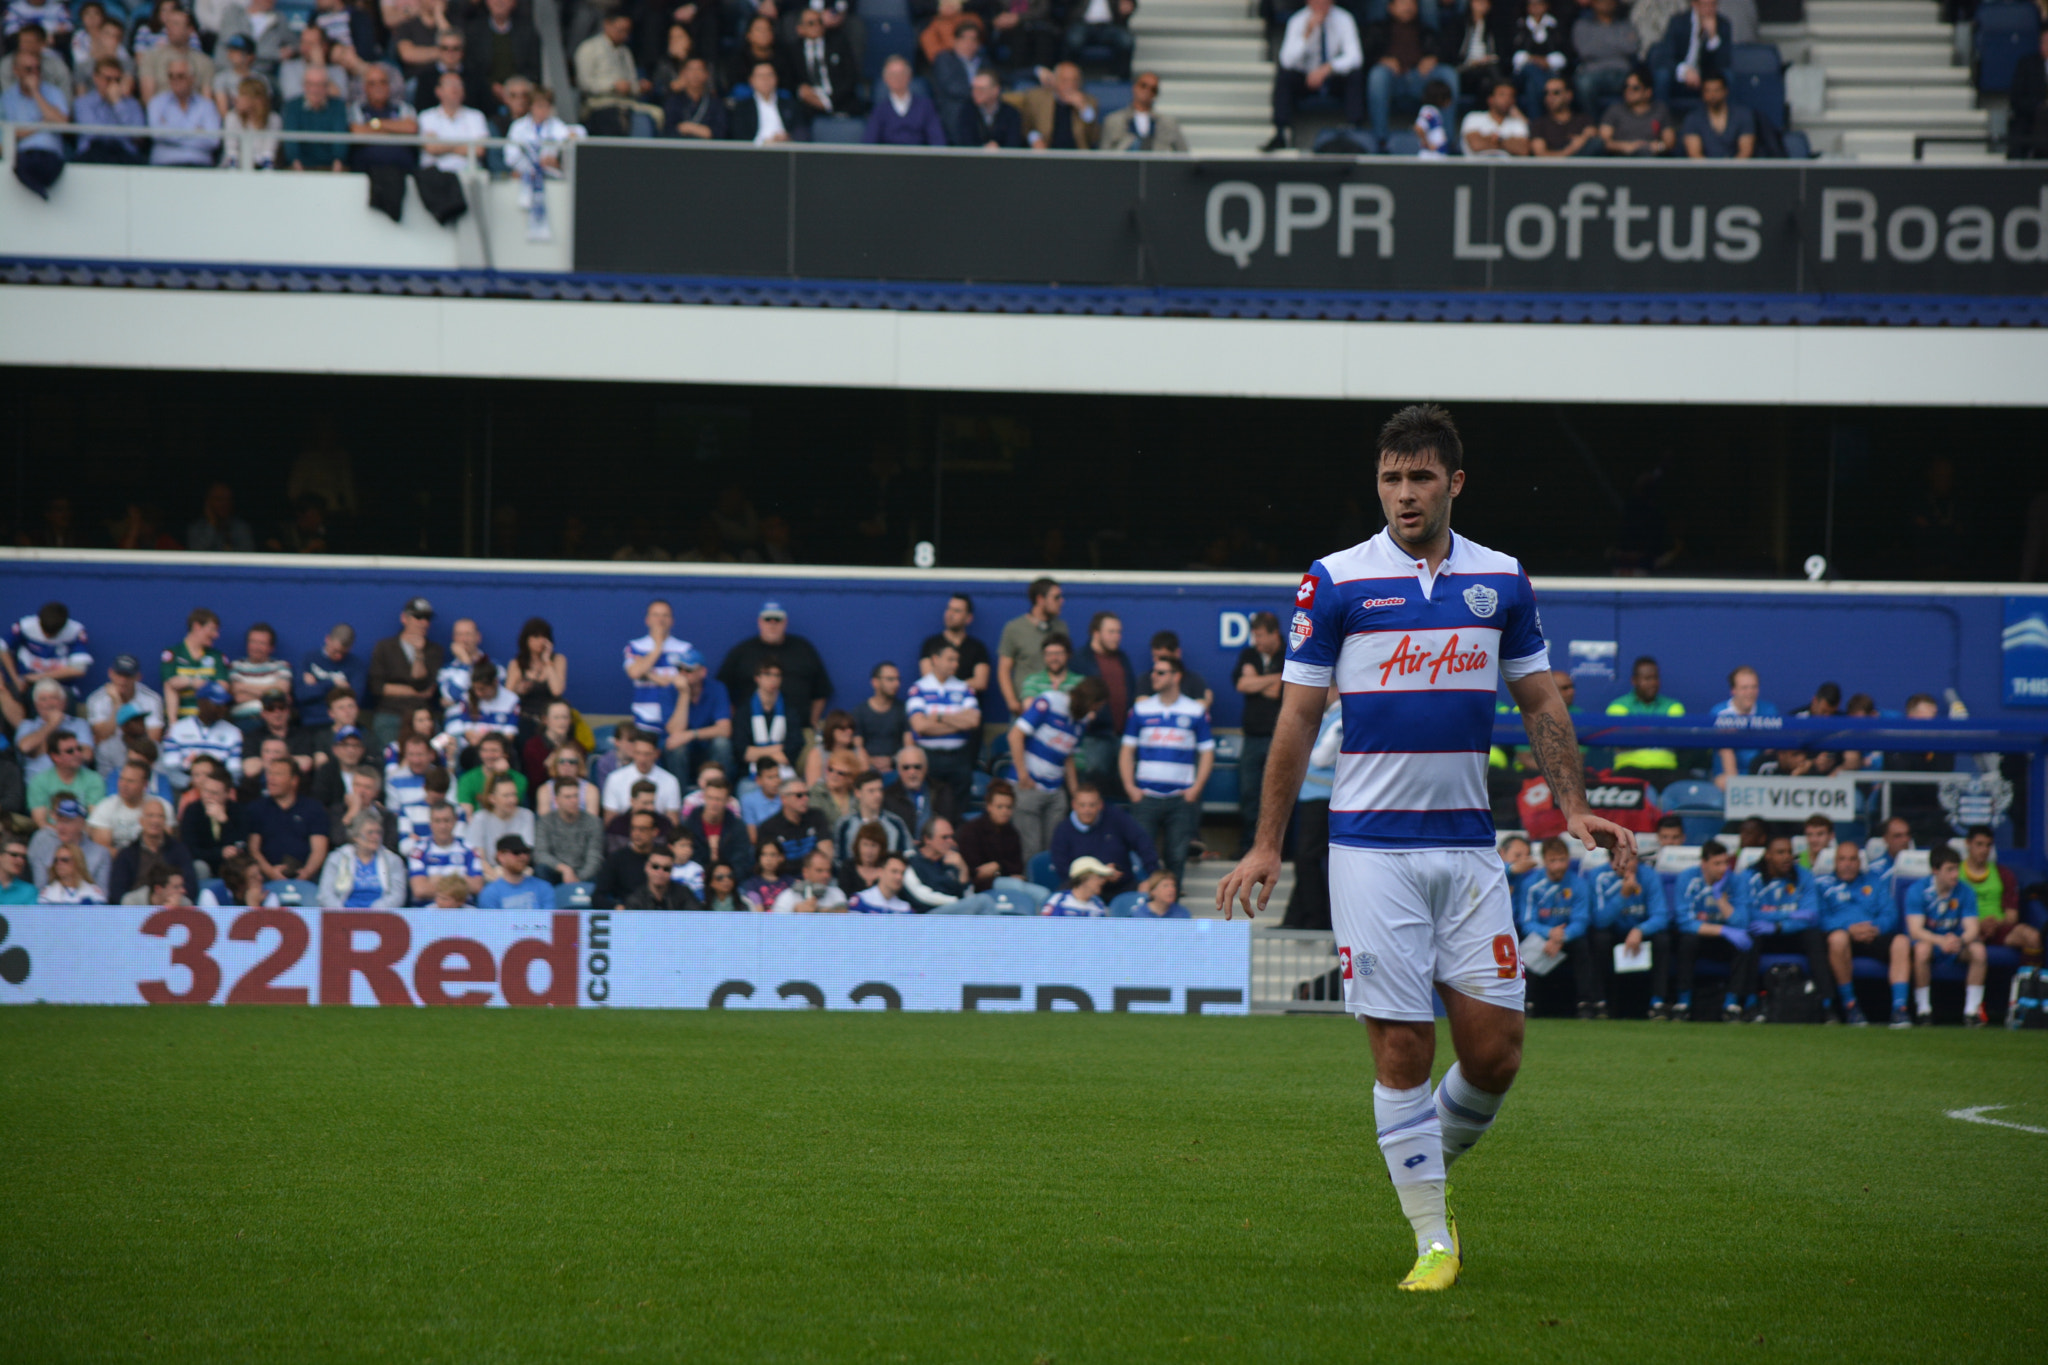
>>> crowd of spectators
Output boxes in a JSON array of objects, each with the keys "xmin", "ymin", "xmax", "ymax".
[
  {"xmin": 1264, "ymin": 0, "xmax": 1782, "ymax": 157},
  {"xmin": 0, "ymin": 578, "xmax": 1239, "ymax": 919},
  {"xmin": 0, "ymin": 0, "xmax": 1192, "ymax": 191}
]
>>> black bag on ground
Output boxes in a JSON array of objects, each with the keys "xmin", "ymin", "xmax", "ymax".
[
  {"xmin": 2008, "ymin": 966, "xmax": 2048, "ymax": 1030},
  {"xmin": 1759, "ymin": 962, "xmax": 1826, "ymax": 1023}
]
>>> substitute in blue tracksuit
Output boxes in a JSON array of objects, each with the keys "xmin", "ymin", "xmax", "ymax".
[
  {"xmin": 1673, "ymin": 839, "xmax": 1756, "ymax": 1020},
  {"xmin": 1591, "ymin": 857, "xmax": 1671, "ymax": 1018},
  {"xmin": 1735, "ymin": 835, "xmax": 1831, "ymax": 1006},
  {"xmin": 1816, "ymin": 840, "xmax": 1909, "ymax": 1026},
  {"xmin": 1904, "ymin": 843, "xmax": 1987, "ymax": 1025},
  {"xmin": 1517, "ymin": 837, "xmax": 1595, "ymax": 1017}
]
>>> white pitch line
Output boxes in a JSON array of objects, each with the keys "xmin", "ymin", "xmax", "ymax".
[{"xmin": 1946, "ymin": 1106, "xmax": 2048, "ymax": 1135}]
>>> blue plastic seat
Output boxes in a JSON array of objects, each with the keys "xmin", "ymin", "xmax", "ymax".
[
  {"xmin": 1658, "ymin": 778, "xmax": 1723, "ymax": 811},
  {"xmin": 1781, "ymin": 129, "xmax": 1812, "ymax": 159},
  {"xmin": 1976, "ymin": 2, "xmax": 2040, "ymax": 93},
  {"xmin": 554, "ymin": 881, "xmax": 595, "ymax": 909},
  {"xmin": 1028, "ymin": 851, "xmax": 1058, "ymax": 890},
  {"xmin": 201, "ymin": 877, "xmax": 232, "ymax": 904},
  {"xmin": 1382, "ymin": 129, "xmax": 1421, "ymax": 155},
  {"xmin": 860, "ymin": 0, "xmax": 910, "ymax": 19},
  {"xmin": 1726, "ymin": 47, "xmax": 1786, "ymax": 130},
  {"xmin": 1084, "ymin": 80, "xmax": 1132, "ymax": 117},
  {"xmin": 863, "ymin": 18, "xmax": 916, "ymax": 82},
  {"xmin": 1108, "ymin": 890, "xmax": 1143, "ymax": 917},
  {"xmin": 810, "ymin": 115, "xmax": 864, "ymax": 143},
  {"xmin": 266, "ymin": 878, "xmax": 320, "ymax": 906}
]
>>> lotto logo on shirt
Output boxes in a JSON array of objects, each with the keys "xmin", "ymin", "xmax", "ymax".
[{"xmin": 1296, "ymin": 574, "xmax": 1317, "ymax": 608}]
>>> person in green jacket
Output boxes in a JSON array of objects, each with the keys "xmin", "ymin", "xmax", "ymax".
[{"xmin": 1606, "ymin": 656, "xmax": 1685, "ymax": 777}]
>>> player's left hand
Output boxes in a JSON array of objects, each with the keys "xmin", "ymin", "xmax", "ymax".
[{"xmin": 1567, "ymin": 811, "xmax": 1637, "ymax": 876}]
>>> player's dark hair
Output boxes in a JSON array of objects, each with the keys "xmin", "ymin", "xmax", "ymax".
[
  {"xmin": 1632, "ymin": 656, "xmax": 1658, "ymax": 672},
  {"xmin": 1539, "ymin": 837, "xmax": 1568, "ymax": 858},
  {"xmin": 1700, "ymin": 839, "xmax": 1729, "ymax": 860},
  {"xmin": 1846, "ymin": 693, "xmax": 1877, "ymax": 716},
  {"xmin": 1930, "ymin": 844, "xmax": 1961, "ymax": 870},
  {"xmin": 1804, "ymin": 814, "xmax": 1833, "ymax": 830},
  {"xmin": 1028, "ymin": 577, "xmax": 1059, "ymax": 606},
  {"xmin": 38, "ymin": 601, "xmax": 68, "ymax": 635},
  {"xmin": 1377, "ymin": 404, "xmax": 1463, "ymax": 475},
  {"xmin": 1813, "ymin": 681, "xmax": 1842, "ymax": 707},
  {"xmin": 1966, "ymin": 824, "xmax": 1994, "ymax": 842},
  {"xmin": 1656, "ymin": 814, "xmax": 1684, "ymax": 832}
]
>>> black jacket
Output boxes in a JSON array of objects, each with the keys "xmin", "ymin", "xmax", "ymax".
[
  {"xmin": 884, "ymin": 776, "xmax": 958, "ymax": 832},
  {"xmin": 717, "ymin": 633, "xmax": 833, "ymax": 732},
  {"xmin": 949, "ymin": 96, "xmax": 1024, "ymax": 147},
  {"xmin": 1654, "ymin": 11, "xmax": 1732, "ymax": 80},
  {"xmin": 108, "ymin": 836, "xmax": 198, "ymax": 904},
  {"xmin": 780, "ymin": 30, "xmax": 862, "ymax": 115},
  {"xmin": 2011, "ymin": 50, "xmax": 2048, "ymax": 124},
  {"xmin": 620, "ymin": 879, "xmax": 704, "ymax": 909},
  {"xmin": 663, "ymin": 86, "xmax": 730, "ymax": 137},
  {"xmin": 463, "ymin": 15, "xmax": 544, "ymax": 88},
  {"xmin": 1361, "ymin": 17, "xmax": 1443, "ymax": 70},
  {"xmin": 592, "ymin": 845, "xmax": 651, "ymax": 908},
  {"xmin": 682, "ymin": 809, "xmax": 754, "ymax": 878}
]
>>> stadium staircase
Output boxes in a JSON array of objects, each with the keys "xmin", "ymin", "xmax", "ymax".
[
  {"xmin": 1766, "ymin": 0, "xmax": 1992, "ymax": 160},
  {"xmin": 1180, "ymin": 858, "xmax": 1295, "ymax": 919},
  {"xmin": 1132, "ymin": 0, "xmax": 1274, "ymax": 152}
]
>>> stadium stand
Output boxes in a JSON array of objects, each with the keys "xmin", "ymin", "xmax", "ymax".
[
  {"xmin": 1766, "ymin": 0, "xmax": 1992, "ymax": 158},
  {"xmin": 4, "ymin": 567, "xmax": 2042, "ymax": 1027}
]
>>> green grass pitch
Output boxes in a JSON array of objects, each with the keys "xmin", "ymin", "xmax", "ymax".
[{"xmin": 2, "ymin": 1007, "xmax": 2043, "ymax": 1364}]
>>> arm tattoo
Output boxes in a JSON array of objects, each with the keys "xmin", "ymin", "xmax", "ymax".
[{"xmin": 1524, "ymin": 705, "xmax": 1588, "ymax": 814}]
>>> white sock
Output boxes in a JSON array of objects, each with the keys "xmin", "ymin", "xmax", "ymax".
[
  {"xmin": 1374, "ymin": 1081, "xmax": 1449, "ymax": 1253},
  {"xmin": 1915, "ymin": 986, "xmax": 1932, "ymax": 1015},
  {"xmin": 1434, "ymin": 1062, "xmax": 1508, "ymax": 1170},
  {"xmin": 1966, "ymin": 984, "xmax": 1984, "ymax": 1015}
]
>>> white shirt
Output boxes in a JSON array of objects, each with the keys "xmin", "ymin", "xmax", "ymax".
[
  {"xmin": 1277, "ymin": 6, "xmax": 1363, "ymax": 75},
  {"xmin": 419, "ymin": 103, "xmax": 488, "ymax": 172},
  {"xmin": 601, "ymin": 761, "xmax": 682, "ymax": 817},
  {"xmin": 86, "ymin": 682, "xmax": 165, "ymax": 734},
  {"xmin": 1082, "ymin": 0, "xmax": 1112, "ymax": 22},
  {"xmin": 752, "ymin": 90, "xmax": 786, "ymax": 144},
  {"xmin": 506, "ymin": 112, "xmax": 581, "ymax": 179},
  {"xmin": 88, "ymin": 793, "xmax": 173, "ymax": 850},
  {"xmin": 1460, "ymin": 107, "xmax": 1529, "ymax": 156}
]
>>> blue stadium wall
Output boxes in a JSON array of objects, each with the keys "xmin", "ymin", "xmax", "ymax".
[{"xmin": 0, "ymin": 552, "xmax": 2023, "ymax": 729}]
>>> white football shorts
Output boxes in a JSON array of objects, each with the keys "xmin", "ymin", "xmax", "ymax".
[{"xmin": 1329, "ymin": 846, "xmax": 1525, "ymax": 1022}]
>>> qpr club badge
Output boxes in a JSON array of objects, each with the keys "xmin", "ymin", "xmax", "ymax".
[
  {"xmin": 1290, "ymin": 609, "xmax": 1314, "ymax": 652},
  {"xmin": 1462, "ymin": 584, "xmax": 1499, "ymax": 618}
]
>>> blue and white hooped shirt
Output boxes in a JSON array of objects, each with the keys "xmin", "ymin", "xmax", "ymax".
[
  {"xmin": 1121, "ymin": 694, "xmax": 1214, "ymax": 797},
  {"xmin": 1282, "ymin": 530, "xmax": 1548, "ymax": 851}
]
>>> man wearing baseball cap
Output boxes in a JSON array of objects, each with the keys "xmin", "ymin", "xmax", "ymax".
[
  {"xmin": 87, "ymin": 654, "xmax": 165, "ymax": 754},
  {"xmin": 96, "ymin": 701, "xmax": 158, "ymax": 783},
  {"xmin": 716, "ymin": 600, "xmax": 834, "ymax": 749},
  {"xmin": 663, "ymin": 644, "xmax": 735, "ymax": 786},
  {"xmin": 159, "ymin": 680, "xmax": 245, "ymax": 791},
  {"xmin": 28, "ymin": 794, "xmax": 112, "ymax": 891},
  {"xmin": 477, "ymin": 834, "xmax": 550, "ymax": 909},
  {"xmin": 367, "ymin": 596, "xmax": 445, "ymax": 748},
  {"xmin": 310, "ymin": 723, "xmax": 369, "ymax": 809}
]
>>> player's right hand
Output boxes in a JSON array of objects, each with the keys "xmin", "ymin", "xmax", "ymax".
[{"xmin": 1217, "ymin": 847, "xmax": 1282, "ymax": 921}]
